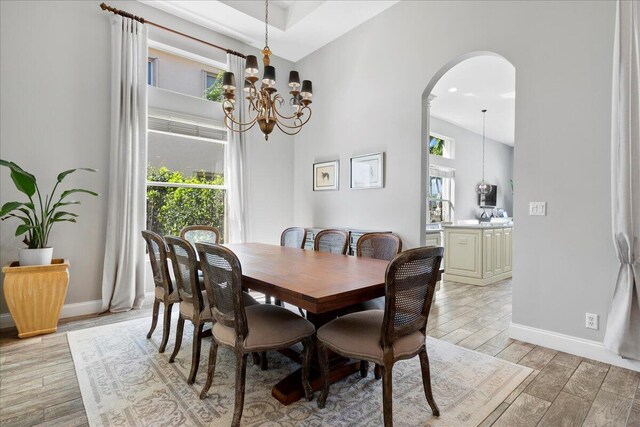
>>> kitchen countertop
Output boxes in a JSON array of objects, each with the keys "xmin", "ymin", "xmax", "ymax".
[{"xmin": 444, "ymin": 222, "xmax": 513, "ymax": 229}]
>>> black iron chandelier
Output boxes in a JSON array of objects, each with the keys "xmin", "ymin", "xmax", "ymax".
[{"xmin": 221, "ymin": 0, "xmax": 313, "ymax": 141}]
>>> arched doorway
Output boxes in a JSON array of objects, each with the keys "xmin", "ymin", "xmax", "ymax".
[{"xmin": 420, "ymin": 51, "xmax": 516, "ymax": 241}]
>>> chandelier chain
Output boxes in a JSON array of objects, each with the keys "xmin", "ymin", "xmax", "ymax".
[{"xmin": 265, "ymin": 0, "xmax": 269, "ymax": 48}]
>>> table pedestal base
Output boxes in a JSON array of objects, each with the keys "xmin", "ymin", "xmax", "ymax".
[{"xmin": 272, "ymin": 359, "xmax": 362, "ymax": 405}]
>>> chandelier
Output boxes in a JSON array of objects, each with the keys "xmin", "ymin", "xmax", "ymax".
[
  {"xmin": 221, "ymin": 0, "xmax": 313, "ymax": 141},
  {"xmin": 476, "ymin": 109, "xmax": 491, "ymax": 195}
]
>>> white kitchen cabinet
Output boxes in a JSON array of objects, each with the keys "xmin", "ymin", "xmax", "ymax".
[{"xmin": 444, "ymin": 224, "xmax": 513, "ymax": 286}]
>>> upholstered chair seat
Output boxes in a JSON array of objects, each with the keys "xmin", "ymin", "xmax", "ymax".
[
  {"xmin": 154, "ymin": 286, "xmax": 180, "ymax": 303},
  {"xmin": 212, "ymin": 304, "xmax": 315, "ymax": 351},
  {"xmin": 317, "ymin": 310, "xmax": 425, "ymax": 363}
]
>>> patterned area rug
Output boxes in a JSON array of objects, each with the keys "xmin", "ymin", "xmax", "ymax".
[{"xmin": 68, "ymin": 317, "xmax": 531, "ymax": 427}]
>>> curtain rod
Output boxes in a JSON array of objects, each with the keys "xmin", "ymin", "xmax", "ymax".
[{"xmin": 99, "ymin": 3, "xmax": 246, "ymax": 58}]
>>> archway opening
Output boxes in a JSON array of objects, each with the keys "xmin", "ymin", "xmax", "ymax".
[{"xmin": 421, "ymin": 52, "xmax": 517, "ymax": 351}]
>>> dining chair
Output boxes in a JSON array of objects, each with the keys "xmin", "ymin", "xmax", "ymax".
[
  {"xmin": 180, "ymin": 225, "xmax": 221, "ymax": 246},
  {"xmin": 281, "ymin": 227, "xmax": 307, "ymax": 249},
  {"xmin": 141, "ymin": 230, "xmax": 179, "ymax": 353},
  {"xmin": 314, "ymin": 229, "xmax": 349, "ymax": 254},
  {"xmin": 164, "ymin": 236, "xmax": 212, "ymax": 384},
  {"xmin": 351, "ymin": 232, "xmax": 403, "ymax": 378},
  {"xmin": 197, "ymin": 242, "xmax": 315, "ymax": 427},
  {"xmin": 316, "ymin": 246, "xmax": 444, "ymax": 427},
  {"xmin": 164, "ymin": 236, "xmax": 260, "ymax": 384}
]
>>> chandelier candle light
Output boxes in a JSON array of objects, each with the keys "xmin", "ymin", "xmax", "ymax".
[
  {"xmin": 476, "ymin": 109, "xmax": 491, "ymax": 195},
  {"xmin": 221, "ymin": 0, "xmax": 313, "ymax": 140}
]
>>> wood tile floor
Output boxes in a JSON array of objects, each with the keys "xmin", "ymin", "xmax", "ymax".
[{"xmin": 1, "ymin": 279, "xmax": 638, "ymax": 426}]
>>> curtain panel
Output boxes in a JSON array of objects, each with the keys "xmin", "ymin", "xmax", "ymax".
[
  {"xmin": 101, "ymin": 15, "xmax": 148, "ymax": 312},
  {"xmin": 225, "ymin": 54, "xmax": 249, "ymax": 243},
  {"xmin": 604, "ymin": 0, "xmax": 640, "ymax": 360}
]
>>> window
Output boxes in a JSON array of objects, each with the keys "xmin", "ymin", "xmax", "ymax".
[
  {"xmin": 429, "ymin": 133, "xmax": 454, "ymax": 159},
  {"xmin": 147, "ymin": 58, "xmax": 158, "ymax": 87},
  {"xmin": 203, "ymin": 70, "xmax": 224, "ymax": 102},
  {"xmin": 428, "ymin": 166, "xmax": 455, "ymax": 223},
  {"xmin": 146, "ymin": 113, "xmax": 228, "ymax": 241}
]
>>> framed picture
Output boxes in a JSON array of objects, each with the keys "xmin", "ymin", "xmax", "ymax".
[
  {"xmin": 313, "ymin": 160, "xmax": 339, "ymax": 191},
  {"xmin": 350, "ymin": 152, "xmax": 384, "ymax": 189}
]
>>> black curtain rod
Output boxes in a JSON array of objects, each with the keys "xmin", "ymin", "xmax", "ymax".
[{"xmin": 99, "ymin": 3, "xmax": 246, "ymax": 58}]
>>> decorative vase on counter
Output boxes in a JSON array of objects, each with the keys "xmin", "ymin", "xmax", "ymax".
[
  {"xmin": 18, "ymin": 247, "xmax": 54, "ymax": 266},
  {"xmin": 2, "ymin": 259, "xmax": 69, "ymax": 338}
]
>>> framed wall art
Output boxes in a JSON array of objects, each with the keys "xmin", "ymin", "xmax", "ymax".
[
  {"xmin": 313, "ymin": 160, "xmax": 339, "ymax": 191},
  {"xmin": 350, "ymin": 152, "xmax": 384, "ymax": 189}
]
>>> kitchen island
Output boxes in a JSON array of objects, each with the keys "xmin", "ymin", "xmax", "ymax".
[{"xmin": 444, "ymin": 222, "xmax": 513, "ymax": 286}]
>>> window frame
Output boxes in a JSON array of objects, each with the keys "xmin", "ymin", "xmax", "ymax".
[
  {"xmin": 427, "ymin": 166, "xmax": 455, "ymax": 223},
  {"xmin": 147, "ymin": 57, "xmax": 158, "ymax": 87},
  {"xmin": 429, "ymin": 132, "xmax": 455, "ymax": 159}
]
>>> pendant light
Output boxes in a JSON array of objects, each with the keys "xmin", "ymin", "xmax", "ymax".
[{"xmin": 476, "ymin": 109, "xmax": 491, "ymax": 195}]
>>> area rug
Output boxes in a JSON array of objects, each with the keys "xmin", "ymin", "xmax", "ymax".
[{"xmin": 68, "ymin": 317, "xmax": 531, "ymax": 427}]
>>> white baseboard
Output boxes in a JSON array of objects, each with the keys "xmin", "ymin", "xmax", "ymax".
[
  {"xmin": 0, "ymin": 291, "xmax": 156, "ymax": 330},
  {"xmin": 509, "ymin": 323, "xmax": 640, "ymax": 372}
]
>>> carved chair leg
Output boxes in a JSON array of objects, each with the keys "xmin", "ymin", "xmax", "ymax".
[
  {"xmin": 419, "ymin": 349, "xmax": 440, "ymax": 416},
  {"xmin": 159, "ymin": 303, "xmax": 173, "ymax": 353},
  {"xmin": 169, "ymin": 315, "xmax": 185, "ymax": 363},
  {"xmin": 260, "ymin": 351, "xmax": 268, "ymax": 370},
  {"xmin": 382, "ymin": 364, "xmax": 394, "ymax": 427},
  {"xmin": 301, "ymin": 337, "xmax": 314, "ymax": 401},
  {"xmin": 317, "ymin": 342, "xmax": 330, "ymax": 408},
  {"xmin": 188, "ymin": 322, "xmax": 204, "ymax": 384},
  {"xmin": 265, "ymin": 295, "xmax": 272, "ymax": 304},
  {"xmin": 374, "ymin": 363, "xmax": 382, "ymax": 380},
  {"xmin": 251, "ymin": 352, "xmax": 260, "ymax": 366},
  {"xmin": 360, "ymin": 360, "xmax": 369, "ymax": 378},
  {"xmin": 200, "ymin": 340, "xmax": 218, "ymax": 399},
  {"xmin": 232, "ymin": 352, "xmax": 248, "ymax": 427},
  {"xmin": 147, "ymin": 299, "xmax": 160, "ymax": 339}
]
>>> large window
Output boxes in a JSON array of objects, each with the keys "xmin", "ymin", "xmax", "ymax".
[
  {"xmin": 146, "ymin": 114, "xmax": 228, "ymax": 240},
  {"xmin": 428, "ymin": 166, "xmax": 455, "ymax": 223}
]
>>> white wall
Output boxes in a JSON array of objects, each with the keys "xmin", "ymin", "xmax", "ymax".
[
  {"xmin": 293, "ymin": 0, "xmax": 619, "ymax": 348},
  {"xmin": 0, "ymin": 0, "xmax": 295, "ymax": 314},
  {"xmin": 430, "ymin": 116, "xmax": 514, "ymax": 220}
]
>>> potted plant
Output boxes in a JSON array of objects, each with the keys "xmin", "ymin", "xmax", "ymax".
[
  {"xmin": 0, "ymin": 160, "xmax": 97, "ymax": 338},
  {"xmin": 0, "ymin": 160, "xmax": 97, "ymax": 265}
]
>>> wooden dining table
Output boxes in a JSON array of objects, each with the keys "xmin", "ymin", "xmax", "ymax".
[{"xmin": 223, "ymin": 242, "xmax": 442, "ymax": 405}]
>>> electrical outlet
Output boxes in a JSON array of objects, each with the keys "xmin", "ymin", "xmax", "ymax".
[
  {"xmin": 529, "ymin": 202, "xmax": 547, "ymax": 216},
  {"xmin": 586, "ymin": 313, "xmax": 599, "ymax": 330}
]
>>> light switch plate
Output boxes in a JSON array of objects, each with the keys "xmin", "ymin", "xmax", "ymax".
[{"xmin": 529, "ymin": 202, "xmax": 547, "ymax": 216}]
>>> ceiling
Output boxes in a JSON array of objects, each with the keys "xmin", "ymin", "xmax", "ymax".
[
  {"xmin": 140, "ymin": 1, "xmax": 399, "ymax": 62},
  {"xmin": 430, "ymin": 56, "xmax": 516, "ymax": 145}
]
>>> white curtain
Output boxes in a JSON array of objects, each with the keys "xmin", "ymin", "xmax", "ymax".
[
  {"xmin": 101, "ymin": 15, "xmax": 148, "ymax": 312},
  {"xmin": 225, "ymin": 53, "xmax": 249, "ymax": 243},
  {"xmin": 604, "ymin": 0, "xmax": 640, "ymax": 360}
]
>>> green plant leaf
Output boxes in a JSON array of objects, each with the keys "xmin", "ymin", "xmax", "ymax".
[
  {"xmin": 52, "ymin": 211, "xmax": 79, "ymax": 220},
  {"xmin": 56, "ymin": 168, "xmax": 98, "ymax": 182},
  {"xmin": 3, "ymin": 213, "xmax": 31, "ymax": 225},
  {"xmin": 52, "ymin": 218, "xmax": 76, "ymax": 223},
  {"xmin": 15, "ymin": 223, "xmax": 33, "ymax": 236},
  {"xmin": 0, "ymin": 201, "xmax": 24, "ymax": 216},
  {"xmin": 0, "ymin": 160, "xmax": 37, "ymax": 197},
  {"xmin": 60, "ymin": 189, "xmax": 98, "ymax": 199}
]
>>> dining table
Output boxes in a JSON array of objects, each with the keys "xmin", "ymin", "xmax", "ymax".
[{"xmin": 223, "ymin": 242, "xmax": 442, "ymax": 405}]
